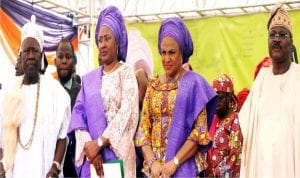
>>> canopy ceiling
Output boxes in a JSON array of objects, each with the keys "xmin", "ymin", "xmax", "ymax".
[{"xmin": 24, "ymin": 0, "xmax": 300, "ymax": 24}]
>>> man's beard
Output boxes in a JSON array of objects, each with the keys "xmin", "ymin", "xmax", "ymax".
[
  {"xmin": 24, "ymin": 71, "xmax": 39, "ymax": 84},
  {"xmin": 59, "ymin": 70, "xmax": 73, "ymax": 84},
  {"xmin": 23, "ymin": 64, "xmax": 40, "ymax": 84}
]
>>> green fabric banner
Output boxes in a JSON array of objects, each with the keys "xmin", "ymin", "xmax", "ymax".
[{"xmin": 94, "ymin": 11, "xmax": 300, "ymax": 93}]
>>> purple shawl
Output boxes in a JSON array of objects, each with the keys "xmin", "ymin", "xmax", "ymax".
[
  {"xmin": 68, "ymin": 65, "xmax": 118, "ymax": 177},
  {"xmin": 166, "ymin": 71, "xmax": 217, "ymax": 177}
]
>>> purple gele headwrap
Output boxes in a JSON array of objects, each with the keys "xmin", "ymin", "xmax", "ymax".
[
  {"xmin": 95, "ymin": 6, "xmax": 128, "ymax": 62},
  {"xmin": 158, "ymin": 17, "xmax": 194, "ymax": 64}
]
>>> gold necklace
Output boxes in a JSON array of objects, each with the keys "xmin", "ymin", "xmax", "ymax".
[
  {"xmin": 17, "ymin": 80, "xmax": 40, "ymax": 150},
  {"xmin": 103, "ymin": 62, "xmax": 119, "ymax": 75}
]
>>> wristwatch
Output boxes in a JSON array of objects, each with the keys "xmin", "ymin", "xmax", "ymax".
[
  {"xmin": 97, "ymin": 137, "xmax": 103, "ymax": 148},
  {"xmin": 173, "ymin": 156, "xmax": 180, "ymax": 167}
]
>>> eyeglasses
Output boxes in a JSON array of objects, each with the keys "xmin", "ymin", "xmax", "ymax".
[{"xmin": 268, "ymin": 33, "xmax": 289, "ymax": 40}]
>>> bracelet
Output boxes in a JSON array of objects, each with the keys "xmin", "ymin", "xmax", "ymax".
[
  {"xmin": 148, "ymin": 155, "xmax": 157, "ymax": 167},
  {"xmin": 52, "ymin": 160, "xmax": 61, "ymax": 171}
]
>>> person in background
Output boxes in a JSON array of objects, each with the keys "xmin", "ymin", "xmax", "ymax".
[
  {"xmin": 236, "ymin": 88, "xmax": 250, "ymax": 112},
  {"xmin": 239, "ymin": 3, "xmax": 300, "ymax": 177},
  {"xmin": 206, "ymin": 74, "xmax": 243, "ymax": 177},
  {"xmin": 0, "ymin": 15, "xmax": 71, "ymax": 178},
  {"xmin": 135, "ymin": 69, "xmax": 149, "ymax": 110},
  {"xmin": 127, "ymin": 28, "xmax": 154, "ymax": 176},
  {"xmin": 127, "ymin": 28, "xmax": 153, "ymax": 110},
  {"xmin": 253, "ymin": 57, "xmax": 272, "ymax": 80},
  {"xmin": 68, "ymin": 6, "xmax": 139, "ymax": 178},
  {"xmin": 135, "ymin": 17, "xmax": 217, "ymax": 178},
  {"xmin": 55, "ymin": 38, "xmax": 81, "ymax": 109},
  {"xmin": 55, "ymin": 38, "xmax": 81, "ymax": 177}
]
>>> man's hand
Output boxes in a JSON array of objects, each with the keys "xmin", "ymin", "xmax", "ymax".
[
  {"xmin": 84, "ymin": 140, "xmax": 100, "ymax": 161},
  {"xmin": 46, "ymin": 164, "xmax": 60, "ymax": 178},
  {"xmin": 92, "ymin": 154, "xmax": 104, "ymax": 177}
]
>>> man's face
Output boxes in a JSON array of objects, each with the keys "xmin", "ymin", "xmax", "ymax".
[
  {"xmin": 20, "ymin": 37, "xmax": 41, "ymax": 78},
  {"xmin": 268, "ymin": 26, "xmax": 293, "ymax": 63},
  {"xmin": 55, "ymin": 42, "xmax": 75, "ymax": 83},
  {"xmin": 15, "ymin": 56, "xmax": 24, "ymax": 76}
]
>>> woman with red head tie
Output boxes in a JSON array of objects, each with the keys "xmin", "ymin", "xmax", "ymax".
[{"xmin": 206, "ymin": 74, "xmax": 243, "ymax": 177}]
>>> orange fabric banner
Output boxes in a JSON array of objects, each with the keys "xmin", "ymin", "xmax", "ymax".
[
  {"xmin": 1, "ymin": 9, "xmax": 78, "ymax": 69},
  {"xmin": 0, "ymin": 9, "xmax": 21, "ymax": 64}
]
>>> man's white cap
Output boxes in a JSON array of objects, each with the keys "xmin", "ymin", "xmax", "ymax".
[
  {"xmin": 21, "ymin": 15, "xmax": 46, "ymax": 71},
  {"xmin": 21, "ymin": 15, "xmax": 44, "ymax": 51}
]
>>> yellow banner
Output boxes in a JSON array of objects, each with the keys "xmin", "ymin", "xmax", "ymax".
[{"xmin": 94, "ymin": 11, "xmax": 300, "ymax": 93}]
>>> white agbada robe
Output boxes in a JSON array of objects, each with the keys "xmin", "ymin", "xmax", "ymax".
[
  {"xmin": 1, "ymin": 75, "xmax": 71, "ymax": 178},
  {"xmin": 239, "ymin": 62, "xmax": 300, "ymax": 178}
]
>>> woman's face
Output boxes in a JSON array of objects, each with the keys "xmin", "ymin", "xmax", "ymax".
[
  {"xmin": 98, "ymin": 26, "xmax": 118, "ymax": 65},
  {"xmin": 216, "ymin": 92, "xmax": 231, "ymax": 119},
  {"xmin": 160, "ymin": 36, "xmax": 183, "ymax": 78}
]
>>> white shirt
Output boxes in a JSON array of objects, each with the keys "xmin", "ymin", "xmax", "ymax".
[{"xmin": 63, "ymin": 78, "xmax": 72, "ymax": 90}]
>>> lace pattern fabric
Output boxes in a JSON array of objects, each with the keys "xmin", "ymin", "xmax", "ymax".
[{"xmin": 101, "ymin": 64, "xmax": 139, "ymax": 178}]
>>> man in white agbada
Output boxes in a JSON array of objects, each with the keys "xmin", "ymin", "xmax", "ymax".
[
  {"xmin": 239, "ymin": 3, "xmax": 300, "ymax": 178},
  {"xmin": 0, "ymin": 16, "xmax": 71, "ymax": 178}
]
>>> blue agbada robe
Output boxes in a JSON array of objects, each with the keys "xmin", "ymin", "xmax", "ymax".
[
  {"xmin": 68, "ymin": 66, "xmax": 118, "ymax": 177},
  {"xmin": 166, "ymin": 71, "xmax": 217, "ymax": 177}
]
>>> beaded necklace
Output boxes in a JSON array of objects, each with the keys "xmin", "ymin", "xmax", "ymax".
[{"xmin": 17, "ymin": 80, "xmax": 40, "ymax": 150}]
